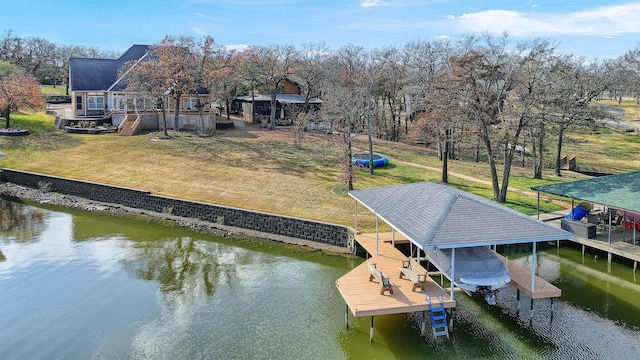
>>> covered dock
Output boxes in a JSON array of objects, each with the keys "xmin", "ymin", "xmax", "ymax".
[
  {"xmin": 533, "ymin": 171, "xmax": 640, "ymax": 264},
  {"xmin": 337, "ymin": 181, "xmax": 572, "ymax": 341}
]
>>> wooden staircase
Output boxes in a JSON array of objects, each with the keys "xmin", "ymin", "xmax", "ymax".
[{"xmin": 117, "ymin": 114, "xmax": 140, "ymax": 136}]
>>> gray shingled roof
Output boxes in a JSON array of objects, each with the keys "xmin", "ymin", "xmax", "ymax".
[
  {"xmin": 69, "ymin": 45, "xmax": 149, "ymax": 92},
  {"xmin": 350, "ymin": 182, "xmax": 571, "ymax": 249},
  {"xmin": 242, "ymin": 94, "xmax": 322, "ymax": 104},
  {"xmin": 532, "ymin": 171, "xmax": 640, "ymax": 214}
]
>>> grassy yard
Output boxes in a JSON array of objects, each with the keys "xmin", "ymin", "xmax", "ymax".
[
  {"xmin": 40, "ymin": 85, "xmax": 67, "ymax": 96},
  {"xmin": 1, "ymin": 110, "xmax": 638, "ymax": 232}
]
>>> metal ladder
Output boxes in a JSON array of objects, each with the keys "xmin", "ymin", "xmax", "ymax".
[{"xmin": 426, "ymin": 290, "xmax": 449, "ymax": 339}]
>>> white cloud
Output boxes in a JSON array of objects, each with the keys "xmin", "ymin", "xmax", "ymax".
[
  {"xmin": 361, "ymin": 0, "xmax": 386, "ymax": 7},
  {"xmin": 192, "ymin": 27, "xmax": 208, "ymax": 36},
  {"xmin": 224, "ymin": 44, "xmax": 249, "ymax": 53},
  {"xmin": 454, "ymin": 3, "xmax": 640, "ymax": 37}
]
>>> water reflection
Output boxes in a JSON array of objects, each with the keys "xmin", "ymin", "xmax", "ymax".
[
  {"xmin": 123, "ymin": 238, "xmax": 242, "ymax": 296},
  {"xmin": 3, "ymin": 200, "xmax": 640, "ymax": 359},
  {"xmin": 0, "ymin": 198, "xmax": 47, "ymax": 243}
]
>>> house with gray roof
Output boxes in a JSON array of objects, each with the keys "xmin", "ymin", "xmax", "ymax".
[
  {"xmin": 68, "ymin": 45, "xmax": 224, "ymax": 132},
  {"xmin": 69, "ymin": 45, "xmax": 149, "ymax": 118}
]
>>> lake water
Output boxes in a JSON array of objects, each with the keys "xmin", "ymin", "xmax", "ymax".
[{"xmin": 1, "ymin": 199, "xmax": 640, "ymax": 359}]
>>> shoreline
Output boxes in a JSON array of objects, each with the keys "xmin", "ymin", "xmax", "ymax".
[{"xmin": 0, "ymin": 182, "xmax": 352, "ymax": 255}]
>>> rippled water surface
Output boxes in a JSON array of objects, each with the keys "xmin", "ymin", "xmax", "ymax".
[{"xmin": 1, "ymin": 199, "xmax": 640, "ymax": 359}]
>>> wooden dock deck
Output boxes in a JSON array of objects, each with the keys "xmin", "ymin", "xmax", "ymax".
[
  {"xmin": 336, "ymin": 232, "xmax": 456, "ymax": 317},
  {"xmin": 542, "ymin": 212, "xmax": 640, "ymax": 265},
  {"xmin": 496, "ymin": 254, "xmax": 561, "ymax": 299},
  {"xmin": 338, "ymin": 232, "xmax": 562, "ymax": 311}
]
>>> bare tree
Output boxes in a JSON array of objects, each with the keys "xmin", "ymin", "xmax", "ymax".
[
  {"xmin": 297, "ymin": 43, "xmax": 330, "ymax": 112},
  {"xmin": 322, "ymin": 44, "xmax": 374, "ymax": 190},
  {"xmin": 620, "ymin": 45, "xmax": 640, "ymax": 103},
  {"xmin": 242, "ymin": 45, "xmax": 297, "ymax": 130},
  {"xmin": 153, "ymin": 35, "xmax": 198, "ymax": 131},
  {"xmin": 192, "ymin": 36, "xmax": 224, "ymax": 133},
  {"xmin": 443, "ymin": 34, "xmax": 557, "ymax": 202},
  {"xmin": 546, "ymin": 57, "xmax": 609, "ymax": 176},
  {"xmin": 214, "ymin": 49, "xmax": 244, "ymax": 122},
  {"xmin": 372, "ymin": 45, "xmax": 410, "ymax": 141},
  {"xmin": 121, "ymin": 48, "xmax": 171, "ymax": 137},
  {"xmin": 403, "ymin": 38, "xmax": 452, "ymax": 124}
]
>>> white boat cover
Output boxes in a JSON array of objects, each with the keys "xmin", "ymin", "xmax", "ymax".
[{"xmin": 425, "ymin": 246, "xmax": 510, "ymax": 292}]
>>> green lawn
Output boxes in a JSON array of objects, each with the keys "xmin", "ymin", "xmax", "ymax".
[
  {"xmin": 1, "ymin": 110, "xmax": 637, "ymax": 230},
  {"xmin": 40, "ymin": 85, "xmax": 67, "ymax": 96}
]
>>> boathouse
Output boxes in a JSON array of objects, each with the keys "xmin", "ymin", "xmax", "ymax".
[{"xmin": 336, "ymin": 181, "xmax": 572, "ymax": 341}]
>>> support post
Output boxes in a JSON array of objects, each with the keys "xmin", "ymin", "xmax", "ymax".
[
  {"xmin": 345, "ymin": 304, "xmax": 349, "ymax": 329},
  {"xmin": 448, "ymin": 308, "xmax": 455, "ymax": 333},
  {"xmin": 421, "ymin": 311, "xmax": 426, "ymax": 337},
  {"xmin": 375, "ymin": 216, "xmax": 379, "ymax": 256},
  {"xmin": 530, "ymin": 299, "xmax": 534, "ymax": 324},
  {"xmin": 370, "ymin": 316, "xmax": 374, "ymax": 342},
  {"xmin": 608, "ymin": 210, "xmax": 612, "ymax": 245},
  {"xmin": 391, "ymin": 228, "xmax": 395, "ymax": 247},
  {"xmin": 623, "ymin": 211, "xmax": 627, "ymax": 241},
  {"xmin": 550, "ymin": 298, "xmax": 554, "ymax": 324},
  {"xmin": 608, "ymin": 252, "xmax": 612, "ymax": 265},
  {"xmin": 531, "ymin": 242, "xmax": 537, "ymax": 293},
  {"xmin": 450, "ymin": 248, "xmax": 456, "ymax": 300},
  {"xmin": 354, "ymin": 201, "xmax": 358, "ymax": 233}
]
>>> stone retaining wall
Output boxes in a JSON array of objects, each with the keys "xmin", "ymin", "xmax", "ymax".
[{"xmin": 0, "ymin": 168, "xmax": 351, "ymax": 249}]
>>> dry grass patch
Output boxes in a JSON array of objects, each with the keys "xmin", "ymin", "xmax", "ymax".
[{"xmin": 4, "ymin": 111, "xmax": 638, "ymax": 230}]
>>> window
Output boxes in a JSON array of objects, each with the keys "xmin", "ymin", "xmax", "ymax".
[
  {"xmin": 114, "ymin": 95, "xmax": 126, "ymax": 111},
  {"xmin": 76, "ymin": 96, "xmax": 82, "ymax": 110},
  {"xmin": 182, "ymin": 97, "xmax": 197, "ymax": 110},
  {"xmin": 88, "ymin": 96, "xmax": 104, "ymax": 110}
]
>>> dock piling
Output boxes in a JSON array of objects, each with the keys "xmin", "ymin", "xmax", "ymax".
[
  {"xmin": 345, "ymin": 304, "xmax": 349, "ymax": 329},
  {"xmin": 370, "ymin": 316, "xmax": 374, "ymax": 342}
]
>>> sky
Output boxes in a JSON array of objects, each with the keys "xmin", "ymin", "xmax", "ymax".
[{"xmin": 1, "ymin": 0, "xmax": 639, "ymax": 59}]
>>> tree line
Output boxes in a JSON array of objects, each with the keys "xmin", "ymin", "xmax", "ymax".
[{"xmin": 2, "ymin": 30, "xmax": 640, "ymax": 201}]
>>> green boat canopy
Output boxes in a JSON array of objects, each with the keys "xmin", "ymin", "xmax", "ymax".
[{"xmin": 532, "ymin": 171, "xmax": 640, "ymax": 214}]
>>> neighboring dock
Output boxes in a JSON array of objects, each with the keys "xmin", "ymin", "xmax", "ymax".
[{"xmin": 540, "ymin": 210, "xmax": 640, "ymax": 268}]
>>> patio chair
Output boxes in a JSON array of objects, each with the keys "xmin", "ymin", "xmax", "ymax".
[
  {"xmin": 598, "ymin": 208, "xmax": 618, "ymax": 230},
  {"xmin": 611, "ymin": 214, "xmax": 623, "ymax": 229}
]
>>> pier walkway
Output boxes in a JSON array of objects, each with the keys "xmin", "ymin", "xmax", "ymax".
[{"xmin": 540, "ymin": 210, "xmax": 640, "ymax": 268}]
